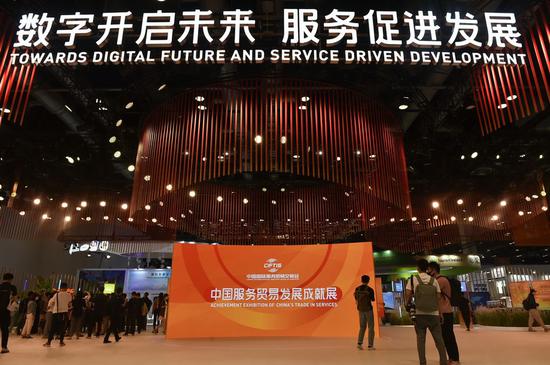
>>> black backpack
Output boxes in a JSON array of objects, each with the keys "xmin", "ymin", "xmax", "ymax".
[
  {"xmin": 522, "ymin": 298, "xmax": 530, "ymax": 310},
  {"xmin": 441, "ymin": 276, "xmax": 462, "ymax": 306}
]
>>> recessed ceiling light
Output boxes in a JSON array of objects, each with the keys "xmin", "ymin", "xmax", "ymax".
[
  {"xmin": 0, "ymin": 108, "xmax": 11, "ymax": 114},
  {"xmin": 61, "ymin": 202, "xmax": 68, "ymax": 208},
  {"xmin": 125, "ymin": 102, "xmax": 134, "ymax": 109},
  {"xmin": 195, "ymin": 96, "xmax": 205, "ymax": 102},
  {"xmin": 189, "ymin": 190, "xmax": 196, "ymax": 198},
  {"xmin": 457, "ymin": 199, "xmax": 463, "ymax": 205},
  {"xmin": 398, "ymin": 104, "xmax": 408, "ymax": 110},
  {"xmin": 301, "ymin": 96, "xmax": 310, "ymax": 102},
  {"xmin": 217, "ymin": 196, "xmax": 223, "ymax": 202},
  {"xmin": 19, "ymin": 211, "xmax": 25, "ymax": 216},
  {"xmin": 109, "ymin": 136, "xmax": 117, "ymax": 143},
  {"xmin": 65, "ymin": 156, "xmax": 75, "ymax": 164},
  {"xmin": 42, "ymin": 214, "xmax": 48, "ymax": 220},
  {"xmin": 518, "ymin": 210, "xmax": 524, "ymax": 216},
  {"xmin": 197, "ymin": 105, "xmax": 207, "ymax": 111},
  {"xmin": 114, "ymin": 151, "xmax": 121, "ymax": 158},
  {"xmin": 471, "ymin": 152, "xmax": 478, "ymax": 159},
  {"xmin": 254, "ymin": 135, "xmax": 262, "ymax": 144},
  {"xmin": 431, "ymin": 201, "xmax": 440, "ymax": 209},
  {"xmin": 468, "ymin": 216, "xmax": 474, "ymax": 222},
  {"xmin": 128, "ymin": 165, "xmax": 135, "ymax": 172},
  {"xmin": 496, "ymin": 154, "xmax": 500, "ymax": 159},
  {"xmin": 500, "ymin": 200, "xmax": 507, "ymax": 207},
  {"xmin": 100, "ymin": 201, "xmax": 106, "ymax": 207},
  {"xmin": 166, "ymin": 184, "xmax": 173, "ymax": 191},
  {"xmin": 121, "ymin": 203, "xmax": 128, "ymax": 210},
  {"xmin": 451, "ymin": 216, "xmax": 456, "ymax": 222},
  {"xmin": 158, "ymin": 84, "xmax": 167, "ymax": 91},
  {"xmin": 65, "ymin": 105, "xmax": 73, "ymax": 112},
  {"xmin": 145, "ymin": 205, "xmax": 151, "ymax": 210},
  {"xmin": 115, "ymin": 119, "xmax": 123, "ymax": 127},
  {"xmin": 33, "ymin": 198, "xmax": 41, "ymax": 205},
  {"xmin": 80, "ymin": 201, "xmax": 87, "ymax": 207},
  {"xmin": 506, "ymin": 94, "xmax": 518, "ymax": 101},
  {"xmin": 460, "ymin": 155, "xmax": 465, "ymax": 160},
  {"xmin": 497, "ymin": 103, "xmax": 507, "ymax": 109}
]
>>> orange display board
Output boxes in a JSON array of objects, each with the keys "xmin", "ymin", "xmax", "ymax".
[
  {"xmin": 167, "ymin": 242, "xmax": 378, "ymax": 338},
  {"xmin": 509, "ymin": 281, "xmax": 550, "ymax": 310}
]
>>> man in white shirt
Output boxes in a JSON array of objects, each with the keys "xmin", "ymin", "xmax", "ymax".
[
  {"xmin": 405, "ymin": 259, "xmax": 447, "ymax": 365},
  {"xmin": 43, "ymin": 283, "xmax": 72, "ymax": 347}
]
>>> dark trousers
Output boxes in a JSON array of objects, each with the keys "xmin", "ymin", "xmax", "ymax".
[
  {"xmin": 88, "ymin": 313, "xmax": 104, "ymax": 337},
  {"xmin": 460, "ymin": 305, "xmax": 471, "ymax": 329},
  {"xmin": 125, "ymin": 315, "xmax": 136, "ymax": 334},
  {"xmin": 47, "ymin": 313, "xmax": 67, "ymax": 344},
  {"xmin": 1, "ymin": 310, "xmax": 10, "ymax": 349},
  {"xmin": 104, "ymin": 317, "xmax": 120, "ymax": 342},
  {"xmin": 138, "ymin": 315, "xmax": 147, "ymax": 332},
  {"xmin": 357, "ymin": 310, "xmax": 375, "ymax": 347},
  {"xmin": 441, "ymin": 313, "xmax": 459, "ymax": 361},
  {"xmin": 414, "ymin": 315, "xmax": 447, "ymax": 365}
]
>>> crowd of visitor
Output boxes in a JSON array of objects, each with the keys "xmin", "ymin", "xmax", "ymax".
[{"xmin": 0, "ymin": 273, "xmax": 168, "ymax": 353}]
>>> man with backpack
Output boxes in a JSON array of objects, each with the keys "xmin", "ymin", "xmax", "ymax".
[
  {"xmin": 406, "ymin": 259, "xmax": 447, "ymax": 365},
  {"xmin": 428, "ymin": 261, "xmax": 460, "ymax": 364},
  {"xmin": 354, "ymin": 275, "xmax": 376, "ymax": 350},
  {"xmin": 523, "ymin": 289, "xmax": 549, "ymax": 332}
]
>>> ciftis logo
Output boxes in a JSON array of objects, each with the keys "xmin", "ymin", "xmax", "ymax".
[{"xmin": 264, "ymin": 258, "xmax": 283, "ymax": 273}]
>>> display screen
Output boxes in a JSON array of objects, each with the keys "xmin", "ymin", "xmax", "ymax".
[{"xmin": 167, "ymin": 242, "xmax": 378, "ymax": 338}]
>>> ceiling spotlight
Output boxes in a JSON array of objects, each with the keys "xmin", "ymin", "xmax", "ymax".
[
  {"xmin": 152, "ymin": 218, "xmax": 158, "ymax": 223},
  {"xmin": 506, "ymin": 94, "xmax": 518, "ymax": 101},
  {"xmin": 298, "ymin": 105, "xmax": 307, "ymax": 110},
  {"xmin": 189, "ymin": 190, "xmax": 196, "ymax": 198},
  {"xmin": 121, "ymin": 203, "xmax": 128, "ymax": 210},
  {"xmin": 280, "ymin": 136, "xmax": 287, "ymax": 144},
  {"xmin": 125, "ymin": 101, "xmax": 134, "ymax": 109},
  {"xmin": 195, "ymin": 96, "xmax": 205, "ymax": 102},
  {"xmin": 491, "ymin": 215, "xmax": 499, "ymax": 221},
  {"xmin": 398, "ymin": 104, "xmax": 408, "ymax": 110},
  {"xmin": 99, "ymin": 201, "xmax": 106, "ymax": 207},
  {"xmin": 0, "ymin": 107, "xmax": 11, "ymax": 114},
  {"xmin": 197, "ymin": 105, "xmax": 207, "ymax": 111},
  {"xmin": 42, "ymin": 214, "xmax": 48, "ymax": 220},
  {"xmin": 301, "ymin": 96, "xmax": 310, "ymax": 102},
  {"xmin": 532, "ymin": 194, "xmax": 539, "ymax": 199},
  {"xmin": 109, "ymin": 136, "xmax": 117, "ymax": 143},
  {"xmin": 61, "ymin": 202, "xmax": 68, "ymax": 208},
  {"xmin": 271, "ymin": 200, "xmax": 277, "ymax": 205},
  {"xmin": 497, "ymin": 103, "xmax": 507, "ymax": 109},
  {"xmin": 541, "ymin": 191, "xmax": 547, "ymax": 197},
  {"xmin": 114, "ymin": 151, "xmax": 121, "ymax": 158},
  {"xmin": 336, "ymin": 156, "xmax": 341, "ymax": 161},
  {"xmin": 471, "ymin": 152, "xmax": 478, "ymax": 159},
  {"xmin": 128, "ymin": 165, "xmax": 135, "ymax": 172},
  {"xmin": 128, "ymin": 217, "xmax": 134, "ymax": 222},
  {"xmin": 460, "ymin": 155, "xmax": 465, "ymax": 160},
  {"xmin": 64, "ymin": 216, "xmax": 71, "ymax": 222},
  {"xmin": 243, "ymin": 198, "xmax": 249, "ymax": 204},
  {"xmin": 254, "ymin": 135, "xmax": 262, "ymax": 144},
  {"xmin": 66, "ymin": 156, "xmax": 75, "ymax": 164},
  {"xmin": 431, "ymin": 201, "xmax": 440, "ymax": 209},
  {"xmin": 525, "ymin": 196, "xmax": 531, "ymax": 202},
  {"xmin": 33, "ymin": 198, "xmax": 41, "ymax": 205},
  {"xmin": 411, "ymin": 217, "xmax": 417, "ymax": 222},
  {"xmin": 457, "ymin": 199, "xmax": 464, "ymax": 205},
  {"xmin": 356, "ymin": 150, "xmax": 361, "ymax": 156},
  {"xmin": 518, "ymin": 210, "xmax": 524, "ymax": 216},
  {"xmin": 542, "ymin": 206, "xmax": 548, "ymax": 212},
  {"xmin": 65, "ymin": 105, "xmax": 73, "ymax": 112},
  {"xmin": 19, "ymin": 211, "xmax": 25, "ymax": 216},
  {"xmin": 540, "ymin": 154, "xmax": 544, "ymax": 159},
  {"xmin": 496, "ymin": 154, "xmax": 500, "ymax": 159},
  {"xmin": 145, "ymin": 205, "xmax": 151, "ymax": 210},
  {"xmin": 468, "ymin": 216, "xmax": 474, "ymax": 222},
  {"xmin": 76, "ymin": 207, "xmax": 82, "ymax": 211},
  {"xmin": 116, "ymin": 119, "xmax": 123, "ymax": 127},
  {"xmin": 85, "ymin": 216, "xmax": 91, "ymax": 221},
  {"xmin": 80, "ymin": 201, "xmax": 87, "ymax": 207},
  {"xmin": 451, "ymin": 216, "xmax": 457, "ymax": 222},
  {"xmin": 262, "ymin": 187, "xmax": 267, "ymax": 192},
  {"xmin": 390, "ymin": 218, "xmax": 395, "ymax": 222},
  {"xmin": 500, "ymin": 200, "xmax": 507, "ymax": 207},
  {"xmin": 103, "ymin": 215, "xmax": 109, "ymax": 220},
  {"xmin": 216, "ymin": 196, "xmax": 223, "ymax": 202},
  {"xmin": 166, "ymin": 184, "xmax": 173, "ymax": 191},
  {"xmin": 158, "ymin": 84, "xmax": 167, "ymax": 91}
]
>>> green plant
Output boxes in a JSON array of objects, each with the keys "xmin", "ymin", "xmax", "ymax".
[
  {"xmin": 33, "ymin": 276, "xmax": 54, "ymax": 293},
  {"xmin": 475, "ymin": 307, "xmax": 550, "ymax": 327}
]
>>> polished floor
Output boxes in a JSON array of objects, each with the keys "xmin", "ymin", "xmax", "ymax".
[{"xmin": 2, "ymin": 326, "xmax": 549, "ymax": 364}]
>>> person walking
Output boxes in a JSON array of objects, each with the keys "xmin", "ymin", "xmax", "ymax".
[
  {"xmin": 44, "ymin": 283, "xmax": 72, "ymax": 347},
  {"xmin": 0, "ymin": 273, "xmax": 17, "ymax": 354},
  {"xmin": 406, "ymin": 259, "xmax": 448, "ymax": 365},
  {"xmin": 458, "ymin": 295, "xmax": 472, "ymax": 331},
  {"xmin": 428, "ymin": 262, "xmax": 460, "ymax": 364},
  {"xmin": 104, "ymin": 287, "xmax": 123, "ymax": 343},
  {"xmin": 20, "ymin": 292, "xmax": 36, "ymax": 339},
  {"xmin": 140, "ymin": 292, "xmax": 152, "ymax": 332},
  {"xmin": 524, "ymin": 289, "xmax": 549, "ymax": 332},
  {"xmin": 124, "ymin": 292, "xmax": 139, "ymax": 336},
  {"xmin": 89, "ymin": 288, "xmax": 108, "ymax": 337},
  {"xmin": 67, "ymin": 291, "xmax": 86, "ymax": 339},
  {"xmin": 354, "ymin": 275, "xmax": 376, "ymax": 350}
]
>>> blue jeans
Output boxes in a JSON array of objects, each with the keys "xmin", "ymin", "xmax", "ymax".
[{"xmin": 357, "ymin": 310, "xmax": 374, "ymax": 347}]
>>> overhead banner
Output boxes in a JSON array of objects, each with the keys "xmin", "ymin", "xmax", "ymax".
[
  {"xmin": 10, "ymin": 9, "xmax": 526, "ymax": 67},
  {"xmin": 167, "ymin": 242, "xmax": 378, "ymax": 338},
  {"xmin": 509, "ymin": 281, "xmax": 550, "ymax": 310}
]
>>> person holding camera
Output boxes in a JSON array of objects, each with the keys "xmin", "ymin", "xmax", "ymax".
[{"xmin": 405, "ymin": 259, "xmax": 448, "ymax": 365}]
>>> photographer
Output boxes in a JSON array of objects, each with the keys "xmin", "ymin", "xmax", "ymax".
[{"xmin": 405, "ymin": 259, "xmax": 447, "ymax": 365}]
